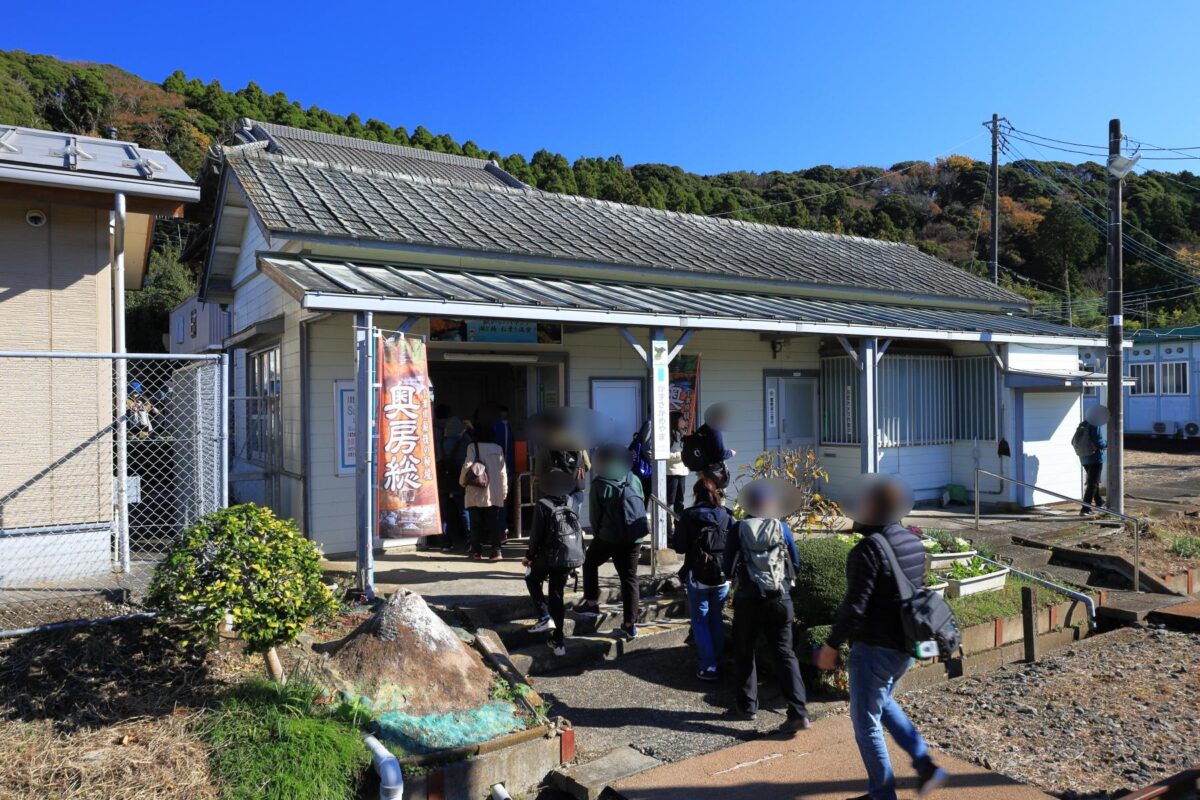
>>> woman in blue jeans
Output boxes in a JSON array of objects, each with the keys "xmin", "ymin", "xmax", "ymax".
[{"xmin": 671, "ymin": 475, "xmax": 733, "ymax": 681}]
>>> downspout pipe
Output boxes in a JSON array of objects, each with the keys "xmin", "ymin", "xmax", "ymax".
[
  {"xmin": 364, "ymin": 735, "xmax": 403, "ymax": 800},
  {"xmin": 113, "ymin": 191, "xmax": 130, "ymax": 574}
]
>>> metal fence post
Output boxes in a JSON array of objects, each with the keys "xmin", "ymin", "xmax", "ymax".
[
  {"xmin": 219, "ymin": 352, "xmax": 230, "ymax": 508},
  {"xmin": 974, "ymin": 468, "xmax": 980, "ymax": 531},
  {"xmin": 355, "ymin": 312, "xmax": 376, "ymax": 599}
]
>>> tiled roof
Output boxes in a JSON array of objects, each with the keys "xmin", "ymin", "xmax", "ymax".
[
  {"xmin": 259, "ymin": 254, "xmax": 1102, "ymax": 342},
  {"xmin": 233, "ymin": 119, "xmax": 524, "ymax": 189},
  {"xmin": 223, "ymin": 124, "xmax": 1024, "ymax": 306}
]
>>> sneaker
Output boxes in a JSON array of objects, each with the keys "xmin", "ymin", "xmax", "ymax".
[
  {"xmin": 469, "ymin": 552, "xmax": 483, "ymax": 561},
  {"xmin": 1080, "ymin": 507, "xmax": 1095, "ymax": 516},
  {"xmin": 778, "ymin": 715, "xmax": 811, "ymax": 734},
  {"xmin": 574, "ymin": 602, "xmax": 602, "ymax": 618},
  {"xmin": 696, "ymin": 667, "xmax": 719, "ymax": 682},
  {"xmin": 620, "ymin": 623, "xmax": 638, "ymax": 640},
  {"xmin": 440, "ymin": 546, "xmax": 454, "ymax": 553},
  {"xmin": 726, "ymin": 707, "xmax": 756, "ymax": 722},
  {"xmin": 547, "ymin": 640, "xmax": 567, "ymax": 657},
  {"xmin": 917, "ymin": 766, "xmax": 950, "ymax": 797},
  {"xmin": 488, "ymin": 552, "xmax": 503, "ymax": 563},
  {"xmin": 530, "ymin": 616, "xmax": 556, "ymax": 634}
]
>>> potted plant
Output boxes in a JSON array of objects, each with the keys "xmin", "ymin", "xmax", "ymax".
[
  {"xmin": 924, "ymin": 571, "xmax": 949, "ymax": 598},
  {"xmin": 946, "ymin": 557, "xmax": 1009, "ymax": 598},
  {"xmin": 923, "ymin": 530, "xmax": 978, "ymax": 572}
]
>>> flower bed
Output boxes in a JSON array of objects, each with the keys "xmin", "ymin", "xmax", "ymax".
[
  {"xmin": 922, "ymin": 530, "xmax": 977, "ymax": 571},
  {"xmin": 946, "ymin": 557, "xmax": 1009, "ymax": 598}
]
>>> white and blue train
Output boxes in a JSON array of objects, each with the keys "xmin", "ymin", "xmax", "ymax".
[{"xmin": 1082, "ymin": 326, "xmax": 1200, "ymax": 440}]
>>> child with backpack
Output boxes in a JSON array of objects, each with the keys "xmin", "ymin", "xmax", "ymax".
[
  {"xmin": 575, "ymin": 444, "xmax": 649, "ymax": 639},
  {"xmin": 722, "ymin": 480, "xmax": 809, "ymax": 732},
  {"xmin": 680, "ymin": 404, "xmax": 736, "ymax": 488},
  {"xmin": 672, "ymin": 474, "xmax": 733, "ymax": 681},
  {"xmin": 523, "ymin": 470, "xmax": 587, "ymax": 657}
]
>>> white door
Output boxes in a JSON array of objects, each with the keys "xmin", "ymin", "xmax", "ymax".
[
  {"xmin": 1019, "ymin": 391, "xmax": 1083, "ymax": 506},
  {"xmin": 766, "ymin": 376, "xmax": 818, "ymax": 451},
  {"xmin": 591, "ymin": 379, "xmax": 642, "ymax": 445}
]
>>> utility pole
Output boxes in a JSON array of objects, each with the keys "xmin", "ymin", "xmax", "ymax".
[
  {"xmin": 990, "ymin": 113, "xmax": 1001, "ymax": 283},
  {"xmin": 1064, "ymin": 265, "xmax": 1073, "ymax": 327},
  {"xmin": 1106, "ymin": 118, "xmax": 1125, "ymax": 516}
]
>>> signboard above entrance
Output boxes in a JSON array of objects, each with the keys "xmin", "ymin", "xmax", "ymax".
[{"xmin": 430, "ymin": 318, "xmax": 563, "ymax": 344}]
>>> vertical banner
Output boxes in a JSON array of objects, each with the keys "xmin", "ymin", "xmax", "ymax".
[
  {"xmin": 669, "ymin": 354, "xmax": 702, "ymax": 432},
  {"xmin": 334, "ymin": 379, "xmax": 356, "ymax": 477},
  {"xmin": 652, "ymin": 338, "xmax": 671, "ymax": 456},
  {"xmin": 376, "ymin": 335, "xmax": 442, "ymax": 538}
]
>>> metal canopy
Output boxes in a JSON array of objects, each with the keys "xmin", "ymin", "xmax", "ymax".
[
  {"xmin": 1005, "ymin": 369, "xmax": 1134, "ymax": 391},
  {"xmin": 259, "ymin": 254, "xmax": 1109, "ymax": 346}
]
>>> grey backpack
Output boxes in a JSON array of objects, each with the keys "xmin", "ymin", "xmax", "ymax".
[
  {"xmin": 1071, "ymin": 423, "xmax": 1097, "ymax": 457},
  {"xmin": 737, "ymin": 517, "xmax": 795, "ymax": 596}
]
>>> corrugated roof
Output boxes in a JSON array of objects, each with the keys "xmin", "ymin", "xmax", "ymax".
[
  {"xmin": 259, "ymin": 254, "xmax": 1102, "ymax": 343},
  {"xmin": 0, "ymin": 125, "xmax": 198, "ymax": 201},
  {"xmin": 224, "ymin": 134, "xmax": 1026, "ymax": 306},
  {"xmin": 232, "ymin": 119, "xmax": 524, "ymax": 189}
]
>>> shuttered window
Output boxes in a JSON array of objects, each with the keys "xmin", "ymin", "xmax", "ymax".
[
  {"xmin": 878, "ymin": 355, "xmax": 954, "ymax": 446},
  {"xmin": 954, "ymin": 356, "xmax": 998, "ymax": 441},
  {"xmin": 820, "ymin": 356, "xmax": 860, "ymax": 445}
]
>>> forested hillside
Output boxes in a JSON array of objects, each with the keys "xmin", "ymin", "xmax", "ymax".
[{"xmin": 4, "ymin": 49, "xmax": 1199, "ymax": 329}]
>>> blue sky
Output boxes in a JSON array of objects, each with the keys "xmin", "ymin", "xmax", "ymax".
[{"xmin": 5, "ymin": 1, "xmax": 1200, "ymax": 175}]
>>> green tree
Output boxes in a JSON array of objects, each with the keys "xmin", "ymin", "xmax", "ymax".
[
  {"xmin": 1032, "ymin": 201, "xmax": 1100, "ymax": 289},
  {"xmin": 125, "ymin": 246, "xmax": 196, "ymax": 353}
]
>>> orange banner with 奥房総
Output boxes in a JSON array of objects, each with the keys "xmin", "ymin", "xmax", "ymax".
[{"xmin": 375, "ymin": 334, "xmax": 442, "ymax": 538}]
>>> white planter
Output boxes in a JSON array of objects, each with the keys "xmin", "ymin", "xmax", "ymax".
[
  {"xmin": 947, "ymin": 567, "xmax": 1009, "ymax": 599},
  {"xmin": 925, "ymin": 550, "xmax": 978, "ymax": 572},
  {"xmin": 926, "ymin": 581, "xmax": 948, "ymax": 598}
]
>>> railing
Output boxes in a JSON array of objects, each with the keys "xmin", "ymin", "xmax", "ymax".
[{"xmin": 975, "ymin": 467, "xmax": 1144, "ymax": 597}]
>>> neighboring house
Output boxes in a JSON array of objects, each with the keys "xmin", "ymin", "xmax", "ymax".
[
  {"xmin": 1083, "ymin": 327, "xmax": 1200, "ymax": 439},
  {"xmin": 200, "ymin": 119, "xmax": 1108, "ymax": 555},
  {"xmin": 0, "ymin": 124, "xmax": 198, "ymax": 581},
  {"xmin": 170, "ymin": 294, "xmax": 230, "ymax": 354}
]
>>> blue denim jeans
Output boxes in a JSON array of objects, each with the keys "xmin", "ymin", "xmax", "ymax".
[
  {"xmin": 848, "ymin": 642, "xmax": 933, "ymax": 800},
  {"xmin": 686, "ymin": 582, "xmax": 729, "ymax": 672}
]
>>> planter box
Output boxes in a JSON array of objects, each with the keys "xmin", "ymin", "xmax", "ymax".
[
  {"xmin": 927, "ymin": 581, "xmax": 948, "ymax": 598},
  {"xmin": 947, "ymin": 567, "xmax": 1009, "ymax": 598},
  {"xmin": 925, "ymin": 550, "xmax": 977, "ymax": 572}
]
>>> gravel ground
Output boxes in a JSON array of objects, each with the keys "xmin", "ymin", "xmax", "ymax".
[
  {"xmin": 1124, "ymin": 448, "xmax": 1200, "ymax": 500},
  {"xmin": 531, "ymin": 643, "xmax": 844, "ymax": 765},
  {"xmin": 903, "ymin": 627, "xmax": 1200, "ymax": 799}
]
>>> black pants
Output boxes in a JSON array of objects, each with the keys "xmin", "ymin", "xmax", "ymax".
[
  {"xmin": 526, "ymin": 563, "xmax": 570, "ymax": 645},
  {"xmin": 582, "ymin": 538, "xmax": 640, "ymax": 627},
  {"xmin": 732, "ymin": 593, "xmax": 808, "ymax": 719},
  {"xmin": 666, "ymin": 475, "xmax": 686, "ymax": 521},
  {"xmin": 1082, "ymin": 462, "xmax": 1104, "ymax": 509},
  {"xmin": 469, "ymin": 506, "xmax": 504, "ymax": 556}
]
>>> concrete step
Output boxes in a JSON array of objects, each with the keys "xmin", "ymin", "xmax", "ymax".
[
  {"xmin": 510, "ymin": 618, "xmax": 692, "ymax": 676},
  {"xmin": 548, "ymin": 745, "xmax": 662, "ymax": 800},
  {"xmin": 1147, "ymin": 599, "xmax": 1200, "ymax": 632},
  {"xmin": 1029, "ymin": 562, "xmax": 1098, "ymax": 589},
  {"xmin": 990, "ymin": 543, "xmax": 1053, "ymax": 570},
  {"xmin": 494, "ymin": 595, "xmax": 687, "ymax": 650},
  {"xmin": 1096, "ymin": 591, "xmax": 1191, "ymax": 623}
]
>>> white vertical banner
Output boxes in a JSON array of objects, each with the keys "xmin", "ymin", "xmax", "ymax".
[{"xmin": 652, "ymin": 337, "xmax": 671, "ymax": 455}]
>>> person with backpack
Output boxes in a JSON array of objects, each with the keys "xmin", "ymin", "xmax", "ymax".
[
  {"xmin": 459, "ymin": 420, "xmax": 509, "ymax": 562},
  {"xmin": 721, "ymin": 480, "xmax": 809, "ymax": 732},
  {"xmin": 523, "ymin": 470, "xmax": 586, "ymax": 657},
  {"xmin": 575, "ymin": 444, "xmax": 649, "ymax": 639},
  {"xmin": 438, "ymin": 415, "xmax": 473, "ymax": 553},
  {"xmin": 629, "ymin": 417, "xmax": 654, "ymax": 499},
  {"xmin": 681, "ymin": 404, "xmax": 736, "ymax": 488},
  {"xmin": 666, "ymin": 411, "xmax": 689, "ymax": 525},
  {"xmin": 539, "ymin": 446, "xmax": 590, "ymax": 511},
  {"xmin": 1074, "ymin": 405, "xmax": 1109, "ymax": 514},
  {"xmin": 816, "ymin": 474, "xmax": 952, "ymax": 800},
  {"xmin": 672, "ymin": 474, "xmax": 733, "ymax": 681}
]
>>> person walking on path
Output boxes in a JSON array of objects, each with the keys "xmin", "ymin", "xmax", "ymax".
[
  {"xmin": 665, "ymin": 411, "xmax": 689, "ymax": 525},
  {"xmin": 672, "ymin": 474, "xmax": 733, "ymax": 681},
  {"xmin": 523, "ymin": 471, "xmax": 586, "ymax": 657},
  {"xmin": 575, "ymin": 444, "xmax": 648, "ymax": 640},
  {"xmin": 459, "ymin": 421, "xmax": 509, "ymax": 562},
  {"xmin": 1073, "ymin": 405, "xmax": 1109, "ymax": 514},
  {"xmin": 722, "ymin": 481, "xmax": 809, "ymax": 732},
  {"xmin": 816, "ymin": 474, "xmax": 949, "ymax": 800}
]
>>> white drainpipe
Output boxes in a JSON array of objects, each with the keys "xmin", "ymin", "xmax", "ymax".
[
  {"xmin": 363, "ymin": 735, "xmax": 403, "ymax": 800},
  {"xmin": 113, "ymin": 191, "xmax": 130, "ymax": 573}
]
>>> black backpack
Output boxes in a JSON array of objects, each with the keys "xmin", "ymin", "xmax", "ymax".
[
  {"xmin": 870, "ymin": 534, "xmax": 961, "ymax": 660},
  {"xmin": 681, "ymin": 426, "xmax": 720, "ymax": 471},
  {"xmin": 540, "ymin": 498, "xmax": 585, "ymax": 569},
  {"xmin": 549, "ymin": 449, "xmax": 579, "ymax": 474},
  {"xmin": 595, "ymin": 476, "xmax": 650, "ymax": 543},
  {"xmin": 688, "ymin": 509, "xmax": 732, "ymax": 586}
]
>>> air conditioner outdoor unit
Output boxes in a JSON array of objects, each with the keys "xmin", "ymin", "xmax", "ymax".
[
  {"xmin": 1153, "ymin": 421, "xmax": 1180, "ymax": 436},
  {"xmin": 1185, "ymin": 421, "xmax": 1200, "ymax": 437}
]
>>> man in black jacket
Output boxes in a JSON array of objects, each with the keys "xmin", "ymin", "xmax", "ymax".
[{"xmin": 816, "ymin": 476, "xmax": 948, "ymax": 800}]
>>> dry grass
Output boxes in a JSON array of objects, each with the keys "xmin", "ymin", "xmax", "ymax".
[{"xmin": 0, "ymin": 713, "xmax": 216, "ymax": 800}]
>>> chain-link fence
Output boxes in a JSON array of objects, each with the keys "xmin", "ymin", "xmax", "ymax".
[{"xmin": 0, "ymin": 353, "xmax": 226, "ymax": 634}]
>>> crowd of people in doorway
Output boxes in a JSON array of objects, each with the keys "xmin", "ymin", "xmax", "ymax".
[{"xmin": 432, "ymin": 402, "xmax": 956, "ymax": 800}]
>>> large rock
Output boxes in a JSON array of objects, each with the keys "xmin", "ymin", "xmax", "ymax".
[{"xmin": 320, "ymin": 590, "xmax": 493, "ymax": 716}]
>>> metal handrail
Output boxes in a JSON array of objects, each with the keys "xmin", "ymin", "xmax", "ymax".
[{"xmin": 974, "ymin": 467, "xmax": 1143, "ymax": 594}]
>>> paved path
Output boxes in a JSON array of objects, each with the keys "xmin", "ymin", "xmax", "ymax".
[{"xmin": 610, "ymin": 714, "xmax": 1052, "ymax": 800}]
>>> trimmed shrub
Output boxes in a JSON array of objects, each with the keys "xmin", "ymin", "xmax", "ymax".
[
  {"xmin": 792, "ymin": 536, "xmax": 853, "ymax": 629},
  {"xmin": 148, "ymin": 503, "xmax": 336, "ymax": 681}
]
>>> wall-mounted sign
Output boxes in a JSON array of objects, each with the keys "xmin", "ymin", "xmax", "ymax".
[
  {"xmin": 335, "ymin": 380, "xmax": 356, "ymax": 477},
  {"xmin": 429, "ymin": 317, "xmax": 562, "ymax": 344}
]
